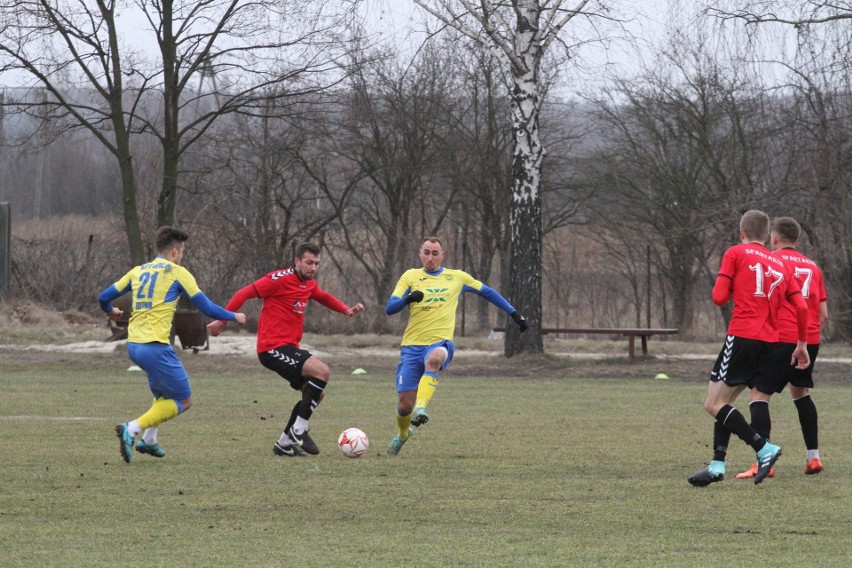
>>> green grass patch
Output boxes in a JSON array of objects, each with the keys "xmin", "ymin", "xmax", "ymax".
[{"xmin": 1, "ymin": 353, "xmax": 850, "ymax": 567}]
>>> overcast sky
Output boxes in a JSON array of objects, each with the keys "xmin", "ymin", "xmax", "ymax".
[{"xmin": 354, "ymin": 1, "xmax": 803, "ymax": 98}]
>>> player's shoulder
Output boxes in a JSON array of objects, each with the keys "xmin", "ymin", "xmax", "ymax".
[
  {"xmin": 444, "ymin": 268, "xmax": 478, "ymax": 282},
  {"xmin": 265, "ymin": 267, "xmax": 296, "ymax": 281},
  {"xmin": 171, "ymin": 262, "xmax": 192, "ymax": 276}
]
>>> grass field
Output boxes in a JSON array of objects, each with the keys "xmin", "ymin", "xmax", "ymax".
[{"xmin": 1, "ymin": 343, "xmax": 850, "ymax": 567}]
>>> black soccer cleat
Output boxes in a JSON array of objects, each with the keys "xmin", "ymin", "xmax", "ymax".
[
  {"xmin": 299, "ymin": 431, "xmax": 319, "ymax": 455},
  {"xmin": 273, "ymin": 441, "xmax": 305, "ymax": 457},
  {"xmin": 688, "ymin": 467, "xmax": 724, "ymax": 487},
  {"xmin": 287, "ymin": 426, "xmax": 319, "ymax": 455}
]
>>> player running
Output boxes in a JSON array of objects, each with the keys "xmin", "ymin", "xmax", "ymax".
[
  {"xmin": 207, "ymin": 242, "xmax": 364, "ymax": 457},
  {"xmin": 99, "ymin": 226, "xmax": 246, "ymax": 463},
  {"xmin": 384, "ymin": 236, "xmax": 528, "ymax": 456}
]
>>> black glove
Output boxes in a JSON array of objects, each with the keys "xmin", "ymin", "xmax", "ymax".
[
  {"xmin": 511, "ymin": 311, "xmax": 528, "ymax": 332},
  {"xmin": 405, "ymin": 290, "xmax": 424, "ymax": 304}
]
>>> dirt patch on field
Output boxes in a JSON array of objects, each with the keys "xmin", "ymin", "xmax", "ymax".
[{"xmin": 2, "ymin": 334, "xmax": 849, "ymax": 383}]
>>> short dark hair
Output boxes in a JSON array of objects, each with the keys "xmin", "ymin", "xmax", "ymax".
[
  {"xmin": 422, "ymin": 236, "xmax": 443, "ymax": 249},
  {"xmin": 739, "ymin": 210, "xmax": 769, "ymax": 242},
  {"xmin": 156, "ymin": 226, "xmax": 189, "ymax": 253},
  {"xmin": 771, "ymin": 217, "xmax": 801, "ymax": 244},
  {"xmin": 295, "ymin": 242, "xmax": 321, "ymax": 259}
]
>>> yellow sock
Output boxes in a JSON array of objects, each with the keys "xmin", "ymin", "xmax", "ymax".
[
  {"xmin": 414, "ymin": 372, "xmax": 439, "ymax": 410},
  {"xmin": 396, "ymin": 411, "xmax": 412, "ymax": 440},
  {"xmin": 137, "ymin": 397, "xmax": 181, "ymax": 430}
]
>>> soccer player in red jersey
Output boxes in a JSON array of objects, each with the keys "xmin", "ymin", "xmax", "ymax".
[
  {"xmin": 207, "ymin": 243, "xmax": 364, "ymax": 457},
  {"xmin": 688, "ymin": 210, "xmax": 810, "ymax": 487},
  {"xmin": 735, "ymin": 217, "xmax": 828, "ymax": 479}
]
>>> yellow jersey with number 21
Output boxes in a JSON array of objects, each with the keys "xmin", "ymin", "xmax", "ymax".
[{"xmin": 112, "ymin": 257, "xmax": 201, "ymax": 344}]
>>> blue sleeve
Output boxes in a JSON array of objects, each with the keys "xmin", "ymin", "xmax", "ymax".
[
  {"xmin": 465, "ymin": 284, "xmax": 516, "ymax": 314},
  {"xmin": 190, "ymin": 292, "xmax": 235, "ymax": 321},
  {"xmin": 385, "ymin": 295, "xmax": 407, "ymax": 315},
  {"xmin": 98, "ymin": 284, "xmax": 124, "ymax": 313}
]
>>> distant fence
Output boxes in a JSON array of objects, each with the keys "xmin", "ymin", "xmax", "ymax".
[{"xmin": 0, "ymin": 203, "xmax": 9, "ymax": 294}]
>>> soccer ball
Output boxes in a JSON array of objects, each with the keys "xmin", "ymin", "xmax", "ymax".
[{"xmin": 337, "ymin": 427, "xmax": 369, "ymax": 458}]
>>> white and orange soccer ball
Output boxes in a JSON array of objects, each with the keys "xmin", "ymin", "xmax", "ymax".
[{"xmin": 337, "ymin": 427, "xmax": 369, "ymax": 458}]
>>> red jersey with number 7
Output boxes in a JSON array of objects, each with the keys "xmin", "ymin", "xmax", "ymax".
[
  {"xmin": 772, "ymin": 248, "xmax": 826, "ymax": 344},
  {"xmin": 223, "ymin": 267, "xmax": 351, "ymax": 352},
  {"xmin": 716, "ymin": 243, "xmax": 802, "ymax": 342}
]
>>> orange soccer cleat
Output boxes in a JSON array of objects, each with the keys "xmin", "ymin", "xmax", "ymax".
[
  {"xmin": 804, "ymin": 457, "xmax": 824, "ymax": 475},
  {"xmin": 735, "ymin": 462, "xmax": 775, "ymax": 479}
]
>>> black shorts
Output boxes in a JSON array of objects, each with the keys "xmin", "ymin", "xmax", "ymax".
[
  {"xmin": 710, "ymin": 335, "xmax": 776, "ymax": 388},
  {"xmin": 258, "ymin": 345, "xmax": 312, "ymax": 390},
  {"xmin": 754, "ymin": 343, "xmax": 820, "ymax": 394}
]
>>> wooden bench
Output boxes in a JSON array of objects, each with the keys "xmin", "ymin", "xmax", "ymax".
[{"xmin": 491, "ymin": 327, "xmax": 679, "ymax": 362}]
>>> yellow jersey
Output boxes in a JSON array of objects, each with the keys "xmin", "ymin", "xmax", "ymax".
[
  {"xmin": 112, "ymin": 258, "xmax": 201, "ymax": 344},
  {"xmin": 391, "ymin": 268, "xmax": 484, "ymax": 345}
]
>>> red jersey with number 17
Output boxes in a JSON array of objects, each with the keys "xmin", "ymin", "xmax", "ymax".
[
  {"xmin": 772, "ymin": 248, "xmax": 826, "ymax": 344},
  {"xmin": 224, "ymin": 267, "xmax": 351, "ymax": 352},
  {"xmin": 717, "ymin": 243, "xmax": 801, "ymax": 342}
]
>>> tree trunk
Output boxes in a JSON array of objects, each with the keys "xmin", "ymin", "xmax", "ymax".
[
  {"xmin": 157, "ymin": 0, "xmax": 179, "ymax": 229},
  {"xmin": 505, "ymin": 63, "xmax": 544, "ymax": 357}
]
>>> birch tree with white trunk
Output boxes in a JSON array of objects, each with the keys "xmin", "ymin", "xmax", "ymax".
[{"xmin": 412, "ymin": 0, "xmax": 609, "ymax": 356}]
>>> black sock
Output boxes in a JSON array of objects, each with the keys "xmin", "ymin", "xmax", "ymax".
[
  {"xmin": 297, "ymin": 378, "xmax": 326, "ymax": 422},
  {"xmin": 712, "ymin": 420, "xmax": 731, "ymax": 462},
  {"xmin": 794, "ymin": 395, "xmax": 819, "ymax": 450},
  {"xmin": 748, "ymin": 400, "xmax": 771, "ymax": 441},
  {"xmin": 716, "ymin": 405, "xmax": 764, "ymax": 452},
  {"xmin": 285, "ymin": 401, "xmax": 300, "ymax": 432}
]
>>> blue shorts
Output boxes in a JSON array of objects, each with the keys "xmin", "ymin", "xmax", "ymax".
[
  {"xmin": 394, "ymin": 341, "xmax": 455, "ymax": 393},
  {"xmin": 128, "ymin": 342, "xmax": 191, "ymax": 400}
]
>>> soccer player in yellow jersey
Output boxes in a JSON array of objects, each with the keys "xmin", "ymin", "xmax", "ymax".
[
  {"xmin": 385, "ymin": 237, "xmax": 527, "ymax": 455},
  {"xmin": 98, "ymin": 227, "xmax": 246, "ymax": 463}
]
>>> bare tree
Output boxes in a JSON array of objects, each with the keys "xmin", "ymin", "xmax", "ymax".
[
  {"xmin": 0, "ymin": 0, "xmax": 148, "ymax": 262},
  {"xmin": 707, "ymin": 1, "xmax": 852, "ymax": 26},
  {"xmin": 296, "ymin": 46, "xmax": 457, "ymax": 332},
  {"xmin": 0, "ymin": 0, "xmax": 365, "ymax": 264},
  {"xmin": 132, "ymin": 0, "xmax": 366, "ymax": 229},
  {"xmin": 442, "ymin": 39, "xmax": 513, "ymax": 332},
  {"xmin": 583, "ymin": 35, "xmax": 784, "ymax": 333},
  {"xmin": 412, "ymin": 0, "xmax": 617, "ymax": 356}
]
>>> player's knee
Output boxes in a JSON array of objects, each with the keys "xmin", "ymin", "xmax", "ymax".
[
  {"xmin": 181, "ymin": 397, "xmax": 193, "ymax": 411},
  {"xmin": 307, "ymin": 359, "xmax": 330, "ymax": 381},
  {"xmin": 397, "ymin": 401, "xmax": 415, "ymax": 416}
]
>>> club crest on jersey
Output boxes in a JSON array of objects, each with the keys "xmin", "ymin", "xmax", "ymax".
[{"xmin": 292, "ymin": 299, "xmax": 307, "ymax": 314}]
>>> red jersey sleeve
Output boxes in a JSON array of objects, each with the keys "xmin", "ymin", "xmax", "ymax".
[
  {"xmin": 712, "ymin": 275, "xmax": 733, "ymax": 306},
  {"xmin": 311, "ymin": 286, "xmax": 350, "ymax": 314},
  {"xmin": 224, "ymin": 282, "xmax": 260, "ymax": 312}
]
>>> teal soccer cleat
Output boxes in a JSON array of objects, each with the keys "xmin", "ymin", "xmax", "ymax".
[
  {"xmin": 688, "ymin": 460, "xmax": 726, "ymax": 487},
  {"xmin": 387, "ymin": 427, "xmax": 414, "ymax": 456},
  {"xmin": 755, "ymin": 443, "xmax": 782, "ymax": 485},
  {"xmin": 115, "ymin": 423, "xmax": 134, "ymax": 463},
  {"xmin": 136, "ymin": 440, "xmax": 166, "ymax": 458}
]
